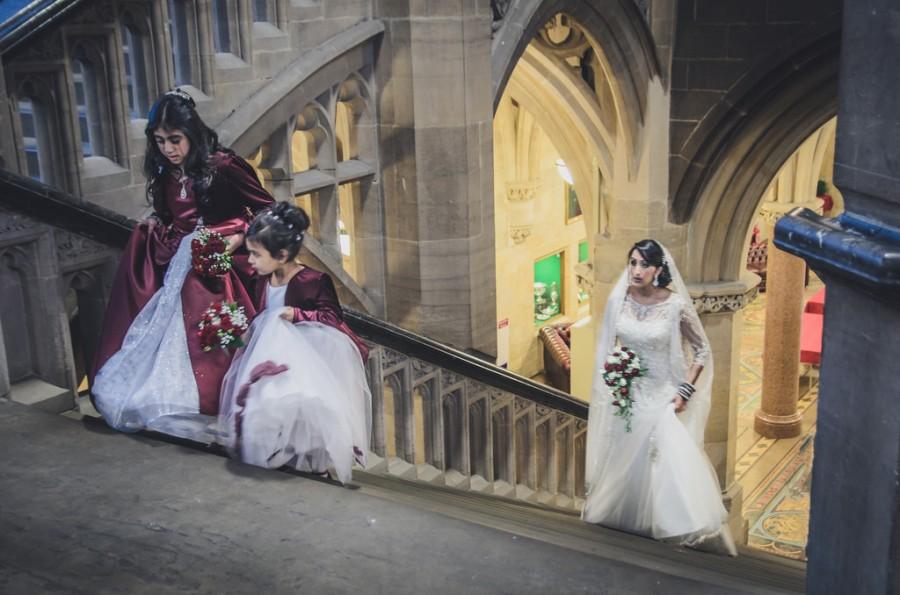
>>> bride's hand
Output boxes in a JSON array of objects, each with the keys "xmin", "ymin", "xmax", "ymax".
[
  {"xmin": 673, "ymin": 395, "xmax": 688, "ymax": 413},
  {"xmin": 279, "ymin": 307, "xmax": 294, "ymax": 321}
]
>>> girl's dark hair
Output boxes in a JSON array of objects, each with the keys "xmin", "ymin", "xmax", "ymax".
[
  {"xmin": 143, "ymin": 89, "xmax": 229, "ymax": 217},
  {"xmin": 629, "ymin": 239, "xmax": 672, "ymax": 288},
  {"xmin": 246, "ymin": 201, "xmax": 311, "ymax": 261}
]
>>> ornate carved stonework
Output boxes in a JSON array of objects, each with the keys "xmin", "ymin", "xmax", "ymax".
[
  {"xmin": 0, "ymin": 211, "xmax": 39, "ymax": 235},
  {"xmin": 692, "ymin": 286, "xmax": 760, "ymax": 314},
  {"xmin": 574, "ymin": 419, "xmax": 587, "ymax": 432},
  {"xmin": 55, "ymin": 230, "xmax": 111, "ymax": 265},
  {"xmin": 514, "ymin": 397, "xmax": 531, "ymax": 413},
  {"xmin": 70, "ymin": 0, "xmax": 116, "ymax": 25},
  {"xmin": 536, "ymin": 405, "xmax": 552, "ymax": 419},
  {"xmin": 14, "ymin": 31, "xmax": 64, "ymax": 62},
  {"xmin": 556, "ymin": 412, "xmax": 572, "ymax": 427},
  {"xmin": 411, "ymin": 358, "xmax": 435, "ymax": 380},
  {"xmin": 509, "ymin": 224, "xmax": 532, "ymax": 244},
  {"xmin": 535, "ymin": 14, "xmax": 591, "ymax": 58},
  {"xmin": 441, "ymin": 370, "xmax": 464, "ymax": 390},
  {"xmin": 380, "ymin": 347, "xmax": 407, "ymax": 372},
  {"xmin": 506, "ymin": 180, "xmax": 540, "ymax": 203}
]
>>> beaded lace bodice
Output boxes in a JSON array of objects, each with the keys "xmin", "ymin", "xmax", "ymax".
[{"xmin": 615, "ymin": 292, "xmax": 710, "ymax": 404}]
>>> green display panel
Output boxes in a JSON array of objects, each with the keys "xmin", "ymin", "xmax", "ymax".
[
  {"xmin": 578, "ymin": 241, "xmax": 589, "ymax": 263},
  {"xmin": 534, "ymin": 252, "xmax": 562, "ymax": 323}
]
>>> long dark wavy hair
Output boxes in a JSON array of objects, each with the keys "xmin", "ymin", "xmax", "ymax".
[
  {"xmin": 143, "ymin": 89, "xmax": 230, "ymax": 219},
  {"xmin": 247, "ymin": 201, "xmax": 311, "ymax": 261},
  {"xmin": 629, "ymin": 239, "xmax": 672, "ymax": 288}
]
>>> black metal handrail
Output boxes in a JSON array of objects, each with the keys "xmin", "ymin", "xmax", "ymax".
[{"xmin": 0, "ymin": 167, "xmax": 589, "ymax": 420}]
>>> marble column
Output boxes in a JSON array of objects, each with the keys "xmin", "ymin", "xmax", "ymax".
[
  {"xmin": 755, "ymin": 208, "xmax": 805, "ymax": 438},
  {"xmin": 775, "ymin": 0, "xmax": 900, "ymax": 590}
]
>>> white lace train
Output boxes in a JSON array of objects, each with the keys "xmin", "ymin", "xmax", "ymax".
[{"xmin": 93, "ymin": 233, "xmax": 200, "ymax": 432}]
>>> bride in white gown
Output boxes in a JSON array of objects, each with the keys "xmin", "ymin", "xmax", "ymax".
[{"xmin": 582, "ymin": 239, "xmax": 736, "ymax": 555}]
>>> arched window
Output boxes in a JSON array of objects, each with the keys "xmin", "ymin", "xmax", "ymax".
[
  {"xmin": 15, "ymin": 78, "xmax": 60, "ymax": 186},
  {"xmin": 168, "ymin": 0, "xmax": 194, "ymax": 85},
  {"xmin": 17, "ymin": 99, "xmax": 42, "ymax": 180},
  {"xmin": 71, "ymin": 45, "xmax": 113, "ymax": 159},
  {"xmin": 121, "ymin": 18, "xmax": 154, "ymax": 119},
  {"xmin": 211, "ymin": 0, "xmax": 240, "ymax": 55},
  {"xmin": 253, "ymin": 0, "xmax": 275, "ymax": 23}
]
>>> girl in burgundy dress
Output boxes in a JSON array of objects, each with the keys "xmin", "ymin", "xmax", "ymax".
[
  {"xmin": 91, "ymin": 89, "xmax": 273, "ymax": 437},
  {"xmin": 219, "ymin": 202, "xmax": 371, "ymax": 483}
]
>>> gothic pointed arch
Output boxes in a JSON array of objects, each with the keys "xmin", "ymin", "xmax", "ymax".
[{"xmin": 683, "ymin": 32, "xmax": 840, "ymax": 282}]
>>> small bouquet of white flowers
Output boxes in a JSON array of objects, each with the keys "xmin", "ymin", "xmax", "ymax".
[{"xmin": 601, "ymin": 346, "xmax": 646, "ymax": 432}]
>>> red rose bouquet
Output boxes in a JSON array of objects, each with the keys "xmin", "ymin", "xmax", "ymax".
[
  {"xmin": 197, "ymin": 301, "xmax": 249, "ymax": 352},
  {"xmin": 191, "ymin": 227, "xmax": 233, "ymax": 277},
  {"xmin": 602, "ymin": 346, "xmax": 646, "ymax": 432}
]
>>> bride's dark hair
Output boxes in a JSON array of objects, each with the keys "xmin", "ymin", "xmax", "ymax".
[
  {"xmin": 629, "ymin": 239, "xmax": 672, "ymax": 288},
  {"xmin": 143, "ymin": 89, "xmax": 230, "ymax": 217},
  {"xmin": 246, "ymin": 201, "xmax": 311, "ymax": 261}
]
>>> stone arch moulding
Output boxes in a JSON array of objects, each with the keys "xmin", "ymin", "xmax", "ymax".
[
  {"xmin": 216, "ymin": 21, "xmax": 383, "ymax": 155},
  {"xmin": 215, "ymin": 21, "xmax": 384, "ymax": 314},
  {"xmin": 491, "ymin": 0, "xmax": 660, "ymax": 170},
  {"xmin": 682, "ymin": 31, "xmax": 840, "ymax": 283}
]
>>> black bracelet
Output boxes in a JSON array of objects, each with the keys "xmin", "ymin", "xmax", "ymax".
[{"xmin": 677, "ymin": 382, "xmax": 695, "ymax": 401}]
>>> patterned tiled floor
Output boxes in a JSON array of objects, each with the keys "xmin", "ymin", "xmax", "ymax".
[{"xmin": 735, "ymin": 277, "xmax": 823, "ymax": 560}]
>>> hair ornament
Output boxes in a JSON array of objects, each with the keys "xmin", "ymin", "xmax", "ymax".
[{"xmin": 165, "ymin": 87, "xmax": 196, "ymax": 107}]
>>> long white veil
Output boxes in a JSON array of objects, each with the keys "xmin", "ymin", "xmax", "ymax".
[{"xmin": 584, "ymin": 243, "xmax": 714, "ymax": 489}]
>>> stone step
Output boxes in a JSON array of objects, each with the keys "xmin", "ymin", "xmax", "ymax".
[{"xmin": 9, "ymin": 378, "xmax": 73, "ymax": 414}]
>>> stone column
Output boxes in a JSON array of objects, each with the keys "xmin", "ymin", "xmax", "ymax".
[
  {"xmin": 376, "ymin": 0, "xmax": 496, "ymax": 353},
  {"xmin": 692, "ymin": 278, "xmax": 760, "ymax": 543},
  {"xmin": 755, "ymin": 205, "xmax": 806, "ymax": 438},
  {"xmin": 775, "ymin": 0, "xmax": 900, "ymax": 590}
]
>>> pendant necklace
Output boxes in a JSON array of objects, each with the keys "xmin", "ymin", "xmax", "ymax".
[{"xmin": 179, "ymin": 174, "xmax": 187, "ymax": 200}]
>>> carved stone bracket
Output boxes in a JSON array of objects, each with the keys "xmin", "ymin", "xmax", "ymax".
[
  {"xmin": 690, "ymin": 279, "xmax": 761, "ymax": 314},
  {"xmin": 442, "ymin": 370, "xmax": 464, "ymax": 391},
  {"xmin": 506, "ymin": 180, "xmax": 540, "ymax": 203},
  {"xmin": 0, "ymin": 210, "xmax": 40, "ymax": 236},
  {"xmin": 509, "ymin": 224, "xmax": 532, "ymax": 244}
]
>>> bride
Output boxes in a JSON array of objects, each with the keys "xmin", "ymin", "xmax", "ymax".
[{"xmin": 582, "ymin": 239, "xmax": 736, "ymax": 555}]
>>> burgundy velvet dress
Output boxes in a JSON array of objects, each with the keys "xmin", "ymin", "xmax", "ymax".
[
  {"xmin": 92, "ymin": 152, "xmax": 274, "ymax": 416},
  {"xmin": 253, "ymin": 267, "xmax": 369, "ymax": 362}
]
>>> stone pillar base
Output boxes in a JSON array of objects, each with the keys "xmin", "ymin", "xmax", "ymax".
[
  {"xmin": 753, "ymin": 410, "xmax": 802, "ymax": 438},
  {"xmin": 723, "ymin": 481, "xmax": 747, "ymax": 546}
]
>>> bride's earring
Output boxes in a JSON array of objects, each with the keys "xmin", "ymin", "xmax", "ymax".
[{"xmin": 652, "ymin": 272, "xmax": 659, "ymax": 287}]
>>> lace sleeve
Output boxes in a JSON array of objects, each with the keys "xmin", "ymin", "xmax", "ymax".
[{"xmin": 679, "ymin": 299, "xmax": 710, "ymax": 365}]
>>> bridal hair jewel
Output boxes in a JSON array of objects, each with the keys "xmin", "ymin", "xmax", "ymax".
[{"xmin": 165, "ymin": 88, "xmax": 196, "ymax": 107}]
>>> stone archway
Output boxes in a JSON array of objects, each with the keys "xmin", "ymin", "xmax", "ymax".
[
  {"xmin": 679, "ymin": 32, "xmax": 840, "ymax": 283},
  {"xmin": 492, "ymin": 0, "xmax": 660, "ymax": 176}
]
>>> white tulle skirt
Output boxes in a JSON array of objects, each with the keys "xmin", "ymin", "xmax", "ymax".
[
  {"xmin": 218, "ymin": 311, "xmax": 372, "ymax": 483},
  {"xmin": 582, "ymin": 388, "xmax": 736, "ymax": 555},
  {"xmin": 93, "ymin": 233, "xmax": 200, "ymax": 433}
]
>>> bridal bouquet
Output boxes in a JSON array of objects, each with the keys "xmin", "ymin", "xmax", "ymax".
[
  {"xmin": 602, "ymin": 346, "xmax": 646, "ymax": 432},
  {"xmin": 197, "ymin": 301, "xmax": 249, "ymax": 352},
  {"xmin": 191, "ymin": 227, "xmax": 233, "ymax": 277}
]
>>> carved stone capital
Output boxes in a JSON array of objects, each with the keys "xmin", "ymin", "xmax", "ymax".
[{"xmin": 689, "ymin": 277, "xmax": 761, "ymax": 314}]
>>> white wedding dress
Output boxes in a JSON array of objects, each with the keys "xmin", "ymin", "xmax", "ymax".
[
  {"xmin": 582, "ymin": 244, "xmax": 736, "ymax": 555},
  {"xmin": 218, "ymin": 282, "xmax": 372, "ymax": 483}
]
